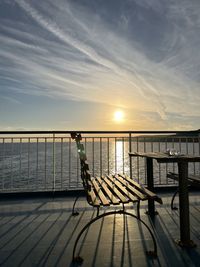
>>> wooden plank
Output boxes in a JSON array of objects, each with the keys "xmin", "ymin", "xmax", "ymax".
[
  {"xmin": 167, "ymin": 172, "xmax": 179, "ymax": 182},
  {"xmin": 106, "ymin": 175, "xmax": 138, "ymax": 203},
  {"xmin": 119, "ymin": 174, "xmax": 150, "ymax": 194},
  {"xmin": 87, "ymin": 188, "xmax": 101, "ymax": 207},
  {"xmin": 114, "ymin": 175, "xmax": 147, "ymax": 200},
  {"xmin": 167, "ymin": 172, "xmax": 200, "ymax": 184},
  {"xmin": 90, "ymin": 177, "xmax": 110, "ymax": 206},
  {"xmin": 103, "ymin": 176, "xmax": 128, "ymax": 203},
  {"xmin": 189, "ymin": 175, "xmax": 200, "ymax": 183},
  {"xmin": 96, "ymin": 177, "xmax": 120, "ymax": 205},
  {"xmin": 119, "ymin": 174, "xmax": 162, "ymax": 204}
]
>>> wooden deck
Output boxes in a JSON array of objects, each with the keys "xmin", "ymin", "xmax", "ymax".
[{"xmin": 0, "ymin": 191, "xmax": 199, "ymax": 267}]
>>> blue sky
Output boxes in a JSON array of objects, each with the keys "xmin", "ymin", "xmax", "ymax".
[{"xmin": 0, "ymin": 0, "xmax": 200, "ymax": 131}]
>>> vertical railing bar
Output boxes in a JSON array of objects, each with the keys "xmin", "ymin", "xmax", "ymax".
[
  {"xmin": 85, "ymin": 137, "xmax": 87, "ymax": 154},
  {"xmin": 199, "ymin": 137, "xmax": 200, "ymax": 175},
  {"xmin": 186, "ymin": 137, "xmax": 188, "ymax": 154},
  {"xmin": 144, "ymin": 137, "xmax": 147, "ymax": 184},
  {"xmin": 151, "ymin": 139, "xmax": 153, "ymax": 152},
  {"xmin": 45, "ymin": 138, "xmax": 47, "ymax": 190},
  {"xmin": 77, "ymin": 145, "xmax": 79, "ymax": 188},
  {"xmin": 11, "ymin": 138, "xmax": 13, "ymax": 189},
  {"xmin": 122, "ymin": 137, "xmax": 125, "ymax": 174},
  {"xmin": 61, "ymin": 137, "xmax": 63, "ymax": 189},
  {"xmin": 193, "ymin": 138, "xmax": 195, "ymax": 174},
  {"xmin": 84, "ymin": 138, "xmax": 87, "ymax": 186},
  {"xmin": 179, "ymin": 137, "xmax": 182, "ymax": 153},
  {"xmin": 158, "ymin": 138, "xmax": 161, "ymax": 185},
  {"xmin": 53, "ymin": 134, "xmax": 55, "ymax": 192},
  {"xmin": 28, "ymin": 137, "xmax": 30, "ymax": 188},
  {"xmin": 69, "ymin": 137, "xmax": 71, "ymax": 188},
  {"xmin": 129, "ymin": 133, "xmax": 132, "ymax": 179},
  {"xmin": 178, "ymin": 137, "xmax": 182, "ymax": 185},
  {"xmin": 83, "ymin": 136, "xmax": 87, "ymax": 187},
  {"xmin": 144, "ymin": 137, "xmax": 146, "ymax": 152},
  {"xmin": 2, "ymin": 138, "xmax": 5, "ymax": 190},
  {"xmin": 76, "ymin": 135, "xmax": 80, "ymax": 187},
  {"xmin": 136, "ymin": 137, "xmax": 139, "ymax": 181},
  {"xmin": 115, "ymin": 137, "xmax": 117, "ymax": 173},
  {"xmin": 165, "ymin": 138, "xmax": 168, "ymax": 184},
  {"xmin": 100, "ymin": 137, "xmax": 102, "ymax": 176},
  {"xmin": 36, "ymin": 137, "xmax": 39, "ymax": 190},
  {"xmin": 107, "ymin": 137, "xmax": 110, "ymax": 175},
  {"xmin": 92, "ymin": 137, "xmax": 95, "ymax": 177},
  {"xmin": 172, "ymin": 138, "xmax": 175, "ymax": 173},
  {"xmin": 19, "ymin": 138, "xmax": 22, "ymax": 188},
  {"xmin": 186, "ymin": 137, "xmax": 189, "ymax": 177},
  {"xmin": 151, "ymin": 138, "xmax": 154, "ymax": 186}
]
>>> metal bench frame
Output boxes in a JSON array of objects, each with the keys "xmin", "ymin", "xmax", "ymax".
[
  {"xmin": 71, "ymin": 133, "xmax": 162, "ymax": 264},
  {"xmin": 167, "ymin": 172, "xmax": 200, "ymax": 210}
]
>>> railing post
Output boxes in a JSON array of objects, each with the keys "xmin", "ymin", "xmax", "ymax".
[
  {"xmin": 53, "ymin": 133, "xmax": 55, "ymax": 192},
  {"xmin": 129, "ymin": 133, "xmax": 132, "ymax": 178}
]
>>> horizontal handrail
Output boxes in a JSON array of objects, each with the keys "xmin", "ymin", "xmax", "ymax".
[{"xmin": 0, "ymin": 130, "xmax": 199, "ymax": 135}]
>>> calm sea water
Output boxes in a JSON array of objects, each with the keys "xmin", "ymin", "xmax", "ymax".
[{"xmin": 0, "ymin": 141, "xmax": 199, "ymax": 192}]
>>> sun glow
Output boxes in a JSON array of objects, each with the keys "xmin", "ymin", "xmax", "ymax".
[{"xmin": 114, "ymin": 110, "xmax": 124, "ymax": 122}]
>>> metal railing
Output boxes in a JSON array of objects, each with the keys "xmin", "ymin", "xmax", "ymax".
[{"xmin": 0, "ymin": 130, "xmax": 199, "ymax": 193}]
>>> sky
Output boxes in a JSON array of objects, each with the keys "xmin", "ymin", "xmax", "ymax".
[{"xmin": 0, "ymin": 0, "xmax": 200, "ymax": 131}]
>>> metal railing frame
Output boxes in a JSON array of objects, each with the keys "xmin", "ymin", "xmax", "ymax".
[{"xmin": 0, "ymin": 130, "xmax": 199, "ymax": 193}]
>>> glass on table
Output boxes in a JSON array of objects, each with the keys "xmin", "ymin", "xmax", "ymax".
[{"xmin": 165, "ymin": 148, "xmax": 181, "ymax": 156}]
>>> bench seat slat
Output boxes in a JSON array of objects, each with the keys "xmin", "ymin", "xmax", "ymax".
[
  {"xmin": 189, "ymin": 175, "xmax": 200, "ymax": 183},
  {"xmin": 119, "ymin": 174, "xmax": 155, "ymax": 196},
  {"xmin": 103, "ymin": 177, "xmax": 129, "ymax": 203},
  {"xmin": 167, "ymin": 172, "xmax": 200, "ymax": 184},
  {"xmin": 96, "ymin": 177, "xmax": 120, "ymax": 205},
  {"xmin": 114, "ymin": 175, "xmax": 147, "ymax": 200},
  {"xmin": 87, "ymin": 188, "xmax": 101, "ymax": 207},
  {"xmin": 119, "ymin": 174, "xmax": 163, "ymax": 204},
  {"xmin": 106, "ymin": 175, "xmax": 138, "ymax": 203},
  {"xmin": 167, "ymin": 172, "xmax": 179, "ymax": 182},
  {"xmin": 90, "ymin": 178, "xmax": 110, "ymax": 206}
]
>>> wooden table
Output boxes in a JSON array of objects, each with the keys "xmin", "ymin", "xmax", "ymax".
[{"xmin": 129, "ymin": 151, "xmax": 200, "ymax": 248}]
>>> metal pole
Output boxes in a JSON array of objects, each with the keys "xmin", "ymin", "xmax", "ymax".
[
  {"xmin": 146, "ymin": 158, "xmax": 156, "ymax": 216},
  {"xmin": 53, "ymin": 133, "xmax": 55, "ymax": 192},
  {"xmin": 129, "ymin": 133, "xmax": 132, "ymax": 178},
  {"xmin": 177, "ymin": 162, "xmax": 196, "ymax": 247}
]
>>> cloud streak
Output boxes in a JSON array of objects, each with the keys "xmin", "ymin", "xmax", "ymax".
[{"xmin": 0, "ymin": 0, "xmax": 200, "ymax": 130}]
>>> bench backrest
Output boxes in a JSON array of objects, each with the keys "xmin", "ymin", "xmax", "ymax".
[{"xmin": 71, "ymin": 133, "xmax": 91, "ymax": 191}]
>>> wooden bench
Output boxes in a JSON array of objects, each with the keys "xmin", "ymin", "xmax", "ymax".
[
  {"xmin": 71, "ymin": 133, "xmax": 162, "ymax": 264},
  {"xmin": 167, "ymin": 172, "xmax": 200, "ymax": 210}
]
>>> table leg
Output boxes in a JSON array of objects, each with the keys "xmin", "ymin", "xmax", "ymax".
[
  {"xmin": 146, "ymin": 158, "xmax": 157, "ymax": 216},
  {"xmin": 177, "ymin": 162, "xmax": 196, "ymax": 247}
]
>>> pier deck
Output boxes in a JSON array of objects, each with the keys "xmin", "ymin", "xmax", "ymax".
[{"xmin": 0, "ymin": 191, "xmax": 199, "ymax": 267}]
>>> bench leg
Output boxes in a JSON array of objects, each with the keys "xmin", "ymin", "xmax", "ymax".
[
  {"xmin": 96, "ymin": 207, "xmax": 100, "ymax": 217},
  {"xmin": 171, "ymin": 185, "xmax": 192, "ymax": 210},
  {"xmin": 122, "ymin": 203, "xmax": 125, "ymax": 211},
  {"xmin": 171, "ymin": 188, "xmax": 179, "ymax": 210},
  {"xmin": 72, "ymin": 210, "xmax": 158, "ymax": 264},
  {"xmin": 72, "ymin": 196, "xmax": 80, "ymax": 216},
  {"xmin": 137, "ymin": 200, "xmax": 141, "ymax": 219},
  {"xmin": 121, "ymin": 201, "xmax": 140, "ymax": 219}
]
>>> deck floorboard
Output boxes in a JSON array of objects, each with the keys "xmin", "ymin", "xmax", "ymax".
[{"xmin": 0, "ymin": 192, "xmax": 199, "ymax": 267}]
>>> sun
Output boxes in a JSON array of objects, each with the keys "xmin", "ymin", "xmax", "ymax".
[{"xmin": 114, "ymin": 110, "xmax": 124, "ymax": 122}]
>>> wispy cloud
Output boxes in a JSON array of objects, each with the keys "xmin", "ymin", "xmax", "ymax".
[{"xmin": 0, "ymin": 0, "xmax": 200, "ymax": 130}]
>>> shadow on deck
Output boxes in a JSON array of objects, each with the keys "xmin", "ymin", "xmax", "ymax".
[{"xmin": 0, "ymin": 191, "xmax": 200, "ymax": 267}]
